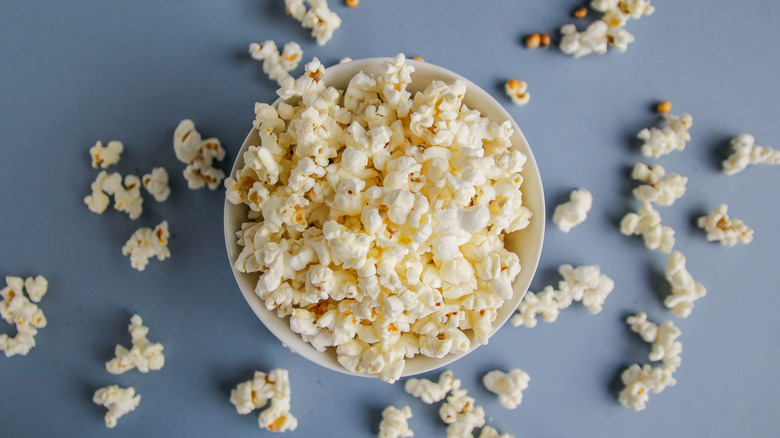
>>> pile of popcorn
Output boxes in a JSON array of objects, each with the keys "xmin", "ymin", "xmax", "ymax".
[
  {"xmin": 559, "ymin": 0, "xmax": 655, "ymax": 57},
  {"xmin": 230, "ymin": 368, "xmax": 298, "ymax": 432},
  {"xmin": 0, "ymin": 275, "xmax": 48, "ymax": 357},
  {"xmin": 225, "ymin": 54, "xmax": 532, "ymax": 382}
]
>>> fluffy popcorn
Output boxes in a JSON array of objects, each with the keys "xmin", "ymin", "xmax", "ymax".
[
  {"xmin": 559, "ymin": 21, "xmax": 609, "ymax": 57},
  {"xmin": 404, "ymin": 370, "xmax": 461, "ymax": 404},
  {"xmin": 631, "ymin": 163, "xmax": 687, "ymax": 206},
  {"xmin": 510, "ymin": 286, "xmax": 559, "ymax": 327},
  {"xmin": 0, "ymin": 276, "xmax": 48, "ymax": 357},
  {"xmin": 229, "ymin": 369, "xmax": 298, "ymax": 432},
  {"xmin": 173, "ymin": 119, "xmax": 226, "ymax": 190},
  {"xmin": 504, "ymin": 79, "xmax": 529, "ymax": 106},
  {"xmin": 664, "ymin": 251, "xmax": 706, "ymax": 318},
  {"xmin": 90, "ymin": 140, "xmax": 123, "ymax": 169},
  {"xmin": 482, "ymin": 368, "xmax": 530, "ymax": 410},
  {"xmin": 591, "ymin": 0, "xmax": 655, "ymax": 25},
  {"xmin": 142, "ymin": 167, "xmax": 171, "ymax": 202},
  {"xmin": 618, "ymin": 364, "xmax": 675, "ymax": 411},
  {"xmin": 249, "ymin": 40, "xmax": 304, "ymax": 84},
  {"xmin": 723, "ymin": 134, "xmax": 780, "ymax": 175},
  {"xmin": 106, "ymin": 314, "xmax": 165, "ymax": 374},
  {"xmin": 121, "ymin": 221, "xmax": 171, "ymax": 271},
  {"xmin": 93, "ymin": 385, "xmax": 141, "ymax": 428},
  {"xmin": 637, "ymin": 113, "xmax": 693, "ymax": 158},
  {"xmin": 439, "ymin": 388, "xmax": 486, "ymax": 438},
  {"xmin": 552, "ymin": 188, "xmax": 592, "ymax": 232},
  {"xmin": 626, "ymin": 313, "xmax": 682, "ymax": 372},
  {"xmin": 697, "ymin": 204, "xmax": 753, "ymax": 247},
  {"xmin": 84, "ymin": 171, "xmax": 143, "ymax": 218},
  {"xmin": 284, "ymin": 0, "xmax": 342, "ymax": 46},
  {"xmin": 378, "ymin": 405, "xmax": 413, "ymax": 438},
  {"xmin": 478, "ymin": 426, "xmax": 514, "ymax": 438},
  {"xmin": 620, "ymin": 202, "xmax": 675, "ymax": 253}
]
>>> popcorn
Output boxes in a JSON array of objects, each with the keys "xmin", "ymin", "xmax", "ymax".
[
  {"xmin": 620, "ymin": 202, "xmax": 675, "ymax": 253},
  {"xmin": 121, "ymin": 221, "xmax": 171, "ymax": 271},
  {"xmin": 482, "ymin": 368, "xmax": 530, "ymax": 410},
  {"xmin": 478, "ymin": 426, "xmax": 514, "ymax": 438},
  {"xmin": 0, "ymin": 276, "xmax": 48, "ymax": 357},
  {"xmin": 93, "ymin": 385, "xmax": 141, "ymax": 428},
  {"xmin": 90, "ymin": 140, "xmax": 123, "ymax": 169},
  {"xmin": 510, "ymin": 286, "xmax": 559, "ymax": 328},
  {"xmin": 552, "ymin": 188, "xmax": 593, "ymax": 232},
  {"xmin": 590, "ymin": 0, "xmax": 655, "ymax": 23},
  {"xmin": 84, "ymin": 170, "xmax": 143, "ymax": 218},
  {"xmin": 142, "ymin": 167, "xmax": 171, "ymax": 202},
  {"xmin": 439, "ymin": 388, "xmax": 486, "ymax": 438},
  {"xmin": 404, "ymin": 369, "xmax": 461, "ymax": 404},
  {"xmin": 378, "ymin": 405, "xmax": 413, "ymax": 438},
  {"xmin": 229, "ymin": 369, "xmax": 298, "ymax": 432},
  {"xmin": 504, "ymin": 79, "xmax": 529, "ymax": 106},
  {"xmin": 559, "ymin": 21, "xmax": 609, "ymax": 57},
  {"xmin": 561, "ymin": 0, "xmax": 652, "ymax": 57},
  {"xmin": 173, "ymin": 119, "xmax": 225, "ymax": 190},
  {"xmin": 723, "ymin": 134, "xmax": 780, "ymax": 175},
  {"xmin": 697, "ymin": 204, "xmax": 753, "ymax": 247},
  {"xmin": 618, "ymin": 364, "xmax": 675, "ymax": 411},
  {"xmin": 106, "ymin": 314, "xmax": 165, "ymax": 374},
  {"xmin": 637, "ymin": 113, "xmax": 693, "ymax": 158},
  {"xmin": 249, "ymin": 40, "xmax": 304, "ymax": 84},
  {"xmin": 626, "ymin": 313, "xmax": 682, "ymax": 372},
  {"xmin": 631, "ymin": 163, "xmax": 687, "ymax": 206},
  {"xmin": 24, "ymin": 275, "xmax": 48, "ymax": 303},
  {"xmin": 664, "ymin": 251, "xmax": 706, "ymax": 318},
  {"xmin": 284, "ymin": 0, "xmax": 342, "ymax": 46}
]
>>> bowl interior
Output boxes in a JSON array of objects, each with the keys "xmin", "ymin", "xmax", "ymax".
[{"xmin": 224, "ymin": 57, "xmax": 545, "ymax": 378}]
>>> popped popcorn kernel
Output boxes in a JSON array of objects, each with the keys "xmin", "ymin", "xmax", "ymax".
[
  {"xmin": 655, "ymin": 101, "xmax": 672, "ymax": 114},
  {"xmin": 540, "ymin": 33, "xmax": 551, "ymax": 48},
  {"xmin": 631, "ymin": 163, "xmax": 687, "ymax": 206},
  {"xmin": 90, "ymin": 140, "xmax": 123, "ymax": 169},
  {"xmin": 93, "ymin": 385, "xmax": 141, "ymax": 428},
  {"xmin": 618, "ymin": 364, "xmax": 675, "ymax": 411},
  {"xmin": 378, "ymin": 405, "xmax": 413, "ymax": 438},
  {"xmin": 173, "ymin": 119, "xmax": 225, "ymax": 190},
  {"xmin": 637, "ymin": 113, "xmax": 693, "ymax": 158},
  {"xmin": 478, "ymin": 426, "xmax": 514, "ymax": 438},
  {"xmin": 482, "ymin": 368, "xmax": 530, "ymax": 410},
  {"xmin": 664, "ymin": 251, "xmax": 706, "ymax": 318},
  {"xmin": 142, "ymin": 167, "xmax": 171, "ymax": 202},
  {"xmin": 229, "ymin": 369, "xmax": 298, "ymax": 432},
  {"xmin": 697, "ymin": 204, "xmax": 753, "ymax": 247},
  {"xmin": 249, "ymin": 40, "xmax": 304, "ymax": 85},
  {"xmin": 106, "ymin": 314, "xmax": 165, "ymax": 374},
  {"xmin": 404, "ymin": 370, "xmax": 461, "ymax": 404},
  {"xmin": 121, "ymin": 221, "xmax": 171, "ymax": 271},
  {"xmin": 525, "ymin": 33, "xmax": 541, "ymax": 49},
  {"xmin": 0, "ymin": 275, "xmax": 48, "ymax": 357},
  {"xmin": 439, "ymin": 388, "xmax": 486, "ymax": 438},
  {"xmin": 284, "ymin": 0, "xmax": 342, "ymax": 46},
  {"xmin": 620, "ymin": 202, "xmax": 675, "ymax": 253},
  {"xmin": 626, "ymin": 313, "xmax": 682, "ymax": 372},
  {"xmin": 723, "ymin": 134, "xmax": 780, "ymax": 175},
  {"xmin": 552, "ymin": 188, "xmax": 592, "ymax": 232},
  {"xmin": 504, "ymin": 79, "xmax": 530, "ymax": 106}
]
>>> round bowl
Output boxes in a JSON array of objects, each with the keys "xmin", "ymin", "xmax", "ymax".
[{"xmin": 224, "ymin": 57, "xmax": 545, "ymax": 379}]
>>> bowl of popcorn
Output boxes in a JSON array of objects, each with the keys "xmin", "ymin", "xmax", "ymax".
[{"xmin": 224, "ymin": 55, "xmax": 545, "ymax": 383}]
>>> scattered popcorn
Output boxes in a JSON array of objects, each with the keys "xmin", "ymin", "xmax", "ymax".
[
  {"xmin": 173, "ymin": 119, "xmax": 226, "ymax": 190},
  {"xmin": 552, "ymin": 188, "xmax": 592, "ymax": 232},
  {"xmin": 697, "ymin": 204, "xmax": 753, "ymax": 247},
  {"xmin": 617, "ymin": 364, "xmax": 675, "ymax": 411},
  {"xmin": 411, "ymin": 56, "xmax": 425, "ymax": 62},
  {"xmin": 626, "ymin": 313, "xmax": 682, "ymax": 372},
  {"xmin": 90, "ymin": 140, "xmax": 123, "ymax": 169},
  {"xmin": 559, "ymin": 21, "xmax": 611, "ymax": 57},
  {"xmin": 620, "ymin": 202, "xmax": 675, "ymax": 253},
  {"xmin": 637, "ymin": 113, "xmax": 693, "ymax": 158},
  {"xmin": 0, "ymin": 276, "xmax": 48, "ymax": 357},
  {"xmin": 142, "ymin": 167, "xmax": 171, "ymax": 202},
  {"xmin": 482, "ymin": 368, "xmax": 530, "ymax": 410},
  {"xmin": 121, "ymin": 221, "xmax": 171, "ymax": 271},
  {"xmin": 478, "ymin": 426, "xmax": 514, "ymax": 438},
  {"xmin": 93, "ymin": 385, "xmax": 141, "ymax": 428},
  {"xmin": 630, "ymin": 163, "xmax": 687, "ymax": 206},
  {"xmin": 656, "ymin": 101, "xmax": 672, "ymax": 114},
  {"xmin": 106, "ymin": 314, "xmax": 165, "ymax": 374},
  {"xmin": 404, "ymin": 370, "xmax": 461, "ymax": 404},
  {"xmin": 284, "ymin": 0, "xmax": 342, "ymax": 46},
  {"xmin": 229, "ymin": 369, "xmax": 298, "ymax": 432},
  {"xmin": 339, "ymin": 57, "xmax": 353, "ymax": 64},
  {"xmin": 664, "ymin": 251, "xmax": 706, "ymax": 318},
  {"xmin": 722, "ymin": 133, "xmax": 780, "ymax": 175},
  {"xmin": 249, "ymin": 40, "xmax": 304, "ymax": 85},
  {"xmin": 378, "ymin": 405, "xmax": 413, "ymax": 438},
  {"xmin": 504, "ymin": 79, "xmax": 530, "ymax": 106},
  {"xmin": 439, "ymin": 388, "xmax": 486, "ymax": 438},
  {"xmin": 525, "ymin": 33, "xmax": 541, "ymax": 49},
  {"xmin": 561, "ymin": 0, "xmax": 653, "ymax": 57}
]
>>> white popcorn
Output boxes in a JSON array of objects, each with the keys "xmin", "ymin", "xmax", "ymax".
[
  {"xmin": 552, "ymin": 188, "xmax": 593, "ymax": 232},
  {"xmin": 249, "ymin": 40, "xmax": 304, "ymax": 84},
  {"xmin": 559, "ymin": 21, "xmax": 609, "ymax": 58},
  {"xmin": 620, "ymin": 202, "xmax": 675, "ymax": 253},
  {"xmin": 339, "ymin": 57, "xmax": 353, "ymax": 64},
  {"xmin": 482, "ymin": 368, "xmax": 530, "ymax": 410},
  {"xmin": 606, "ymin": 25, "xmax": 635, "ymax": 52},
  {"xmin": 112, "ymin": 174, "xmax": 144, "ymax": 220},
  {"xmin": 723, "ymin": 133, "xmax": 780, "ymax": 175},
  {"xmin": 378, "ymin": 405, "xmax": 413, "ymax": 438},
  {"xmin": 626, "ymin": 313, "xmax": 682, "ymax": 372},
  {"xmin": 697, "ymin": 204, "xmax": 753, "ymax": 247},
  {"xmin": 23, "ymin": 275, "xmax": 48, "ymax": 303},
  {"xmin": 404, "ymin": 370, "xmax": 461, "ymax": 404},
  {"xmin": 230, "ymin": 369, "xmax": 298, "ymax": 432},
  {"xmin": 591, "ymin": 0, "xmax": 655, "ymax": 24},
  {"xmin": 664, "ymin": 251, "xmax": 706, "ymax": 318},
  {"xmin": 478, "ymin": 426, "xmax": 514, "ymax": 438},
  {"xmin": 93, "ymin": 385, "xmax": 141, "ymax": 428},
  {"xmin": 511, "ymin": 286, "xmax": 559, "ymax": 328},
  {"xmin": 637, "ymin": 113, "xmax": 693, "ymax": 158},
  {"xmin": 631, "ymin": 163, "xmax": 687, "ymax": 206},
  {"xmin": 504, "ymin": 79, "xmax": 529, "ymax": 106},
  {"xmin": 121, "ymin": 221, "xmax": 171, "ymax": 271},
  {"xmin": 142, "ymin": 167, "xmax": 171, "ymax": 202},
  {"xmin": 439, "ymin": 388, "xmax": 486, "ymax": 438},
  {"xmin": 106, "ymin": 314, "xmax": 165, "ymax": 374},
  {"xmin": 84, "ymin": 171, "xmax": 112, "ymax": 214},
  {"xmin": 618, "ymin": 364, "xmax": 675, "ymax": 411},
  {"xmin": 0, "ymin": 276, "xmax": 48, "ymax": 357},
  {"xmin": 173, "ymin": 119, "xmax": 226, "ymax": 190},
  {"xmin": 284, "ymin": 0, "xmax": 341, "ymax": 46},
  {"xmin": 90, "ymin": 140, "xmax": 123, "ymax": 169}
]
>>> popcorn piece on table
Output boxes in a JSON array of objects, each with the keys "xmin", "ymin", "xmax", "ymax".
[
  {"xmin": 93, "ymin": 385, "xmax": 141, "ymax": 428},
  {"xmin": 142, "ymin": 167, "xmax": 171, "ymax": 202},
  {"xmin": 511, "ymin": 286, "xmax": 559, "ymax": 328},
  {"xmin": 121, "ymin": 221, "xmax": 170, "ymax": 271},
  {"xmin": 96, "ymin": 173, "xmax": 143, "ymax": 220},
  {"xmin": 637, "ymin": 113, "xmax": 693, "ymax": 158},
  {"xmin": 378, "ymin": 405, "xmax": 413, "ymax": 438},
  {"xmin": 249, "ymin": 40, "xmax": 303, "ymax": 85},
  {"xmin": 626, "ymin": 312, "xmax": 682, "ymax": 372},
  {"xmin": 478, "ymin": 426, "xmax": 514, "ymax": 438},
  {"xmin": 618, "ymin": 363, "xmax": 675, "ymax": 411},
  {"xmin": 0, "ymin": 276, "xmax": 48, "ymax": 357},
  {"xmin": 482, "ymin": 368, "xmax": 530, "ymax": 410},
  {"xmin": 404, "ymin": 370, "xmax": 461, "ymax": 404},
  {"xmin": 90, "ymin": 140, "xmax": 123, "ymax": 169},
  {"xmin": 559, "ymin": 21, "xmax": 609, "ymax": 57},
  {"xmin": 173, "ymin": 119, "xmax": 226, "ymax": 190},
  {"xmin": 439, "ymin": 388, "xmax": 486, "ymax": 438},
  {"xmin": 590, "ymin": 0, "xmax": 655, "ymax": 25},
  {"xmin": 504, "ymin": 79, "xmax": 529, "ymax": 106},
  {"xmin": 723, "ymin": 134, "xmax": 780, "ymax": 175},
  {"xmin": 284, "ymin": 0, "xmax": 342, "ymax": 46},
  {"xmin": 620, "ymin": 202, "xmax": 675, "ymax": 253},
  {"xmin": 106, "ymin": 314, "xmax": 165, "ymax": 374},
  {"xmin": 697, "ymin": 204, "xmax": 753, "ymax": 247},
  {"xmin": 229, "ymin": 369, "xmax": 298, "ymax": 432},
  {"xmin": 631, "ymin": 163, "xmax": 687, "ymax": 206},
  {"xmin": 552, "ymin": 188, "xmax": 592, "ymax": 232},
  {"xmin": 664, "ymin": 251, "xmax": 706, "ymax": 318}
]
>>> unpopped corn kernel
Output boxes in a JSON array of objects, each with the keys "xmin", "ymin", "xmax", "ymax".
[
  {"xmin": 525, "ymin": 33, "xmax": 541, "ymax": 49},
  {"xmin": 93, "ymin": 385, "xmax": 141, "ymax": 428},
  {"xmin": 540, "ymin": 33, "xmax": 551, "ymax": 48},
  {"xmin": 121, "ymin": 221, "xmax": 171, "ymax": 271},
  {"xmin": 378, "ymin": 405, "xmax": 413, "ymax": 438},
  {"xmin": 345, "ymin": 0, "xmax": 358, "ymax": 7},
  {"xmin": 573, "ymin": 7, "xmax": 588, "ymax": 18}
]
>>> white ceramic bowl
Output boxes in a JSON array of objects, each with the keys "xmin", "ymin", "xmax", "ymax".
[{"xmin": 224, "ymin": 57, "xmax": 545, "ymax": 379}]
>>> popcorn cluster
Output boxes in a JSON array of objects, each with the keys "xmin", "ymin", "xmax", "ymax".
[
  {"xmin": 482, "ymin": 368, "xmax": 530, "ymax": 410},
  {"xmin": 478, "ymin": 426, "xmax": 514, "ymax": 438},
  {"xmin": 504, "ymin": 79, "xmax": 529, "ymax": 106},
  {"xmin": 121, "ymin": 221, "xmax": 171, "ymax": 271},
  {"xmin": 284, "ymin": 0, "xmax": 342, "ymax": 46},
  {"xmin": 620, "ymin": 202, "xmax": 675, "ymax": 253},
  {"xmin": 618, "ymin": 363, "xmax": 675, "ymax": 412},
  {"xmin": 637, "ymin": 113, "xmax": 693, "ymax": 158},
  {"xmin": 249, "ymin": 40, "xmax": 304, "ymax": 85},
  {"xmin": 0, "ymin": 275, "xmax": 48, "ymax": 357},
  {"xmin": 378, "ymin": 405, "xmax": 413, "ymax": 438},
  {"xmin": 439, "ymin": 388, "xmax": 486, "ymax": 438},
  {"xmin": 230, "ymin": 369, "xmax": 298, "ymax": 432},
  {"xmin": 626, "ymin": 313, "xmax": 682, "ymax": 372},
  {"xmin": 723, "ymin": 134, "xmax": 780, "ymax": 175},
  {"xmin": 664, "ymin": 251, "xmax": 706, "ymax": 318},
  {"xmin": 90, "ymin": 140, "xmax": 124, "ymax": 169},
  {"xmin": 226, "ymin": 55, "xmax": 531, "ymax": 382},
  {"xmin": 142, "ymin": 167, "xmax": 171, "ymax": 202},
  {"xmin": 106, "ymin": 314, "xmax": 165, "ymax": 374},
  {"xmin": 93, "ymin": 385, "xmax": 141, "ymax": 428},
  {"xmin": 559, "ymin": 0, "xmax": 654, "ymax": 57},
  {"xmin": 552, "ymin": 188, "xmax": 593, "ymax": 232},
  {"xmin": 84, "ymin": 170, "xmax": 144, "ymax": 219},
  {"xmin": 511, "ymin": 264, "xmax": 614, "ymax": 328},
  {"xmin": 631, "ymin": 163, "xmax": 687, "ymax": 206},
  {"xmin": 404, "ymin": 369, "xmax": 461, "ymax": 404},
  {"xmin": 697, "ymin": 204, "xmax": 753, "ymax": 247},
  {"xmin": 173, "ymin": 119, "xmax": 226, "ymax": 190}
]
